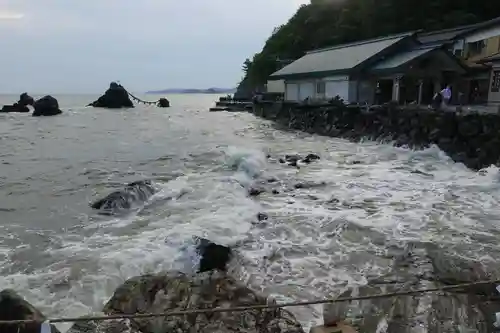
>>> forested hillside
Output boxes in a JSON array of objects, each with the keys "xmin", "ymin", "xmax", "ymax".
[{"xmin": 237, "ymin": 0, "xmax": 500, "ymax": 95}]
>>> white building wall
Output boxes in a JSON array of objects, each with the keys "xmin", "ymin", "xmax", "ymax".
[
  {"xmin": 285, "ymin": 83, "xmax": 299, "ymax": 101},
  {"xmin": 299, "ymin": 82, "xmax": 315, "ymax": 100},
  {"xmin": 284, "ymin": 76, "xmax": 355, "ymax": 102},
  {"xmin": 323, "ymin": 75, "xmax": 350, "ymax": 102},
  {"xmin": 266, "ymin": 80, "xmax": 285, "ymax": 93}
]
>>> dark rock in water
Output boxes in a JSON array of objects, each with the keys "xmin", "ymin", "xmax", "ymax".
[
  {"xmin": 272, "ymin": 189, "xmax": 280, "ymax": 194},
  {"xmin": 32, "ymin": 95, "xmax": 62, "ymax": 117},
  {"xmin": 194, "ymin": 237, "xmax": 232, "ymax": 273},
  {"xmin": 279, "ymin": 158, "xmax": 286, "ymax": 164},
  {"xmin": 1, "ymin": 93, "xmax": 34, "ymax": 113},
  {"xmin": 302, "ymin": 153, "xmax": 320, "ymax": 164},
  {"xmin": 90, "ymin": 179, "xmax": 157, "ymax": 215},
  {"xmin": 285, "ymin": 154, "xmax": 301, "ymax": 163},
  {"xmin": 68, "ymin": 270, "xmax": 304, "ymax": 333},
  {"xmin": 89, "ymin": 82, "xmax": 134, "ymax": 109},
  {"xmin": 0, "ymin": 289, "xmax": 61, "ymax": 333},
  {"xmin": 248, "ymin": 187, "xmax": 265, "ymax": 197},
  {"xmin": 257, "ymin": 212, "xmax": 269, "ymax": 221},
  {"xmin": 293, "ymin": 181, "xmax": 327, "ymax": 189},
  {"xmin": 157, "ymin": 98, "xmax": 170, "ymax": 108}
]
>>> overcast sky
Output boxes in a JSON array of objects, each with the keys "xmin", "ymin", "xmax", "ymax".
[{"xmin": 0, "ymin": 0, "xmax": 308, "ymax": 93}]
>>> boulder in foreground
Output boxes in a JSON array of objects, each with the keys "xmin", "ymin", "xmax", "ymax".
[
  {"xmin": 68, "ymin": 270, "xmax": 305, "ymax": 333},
  {"xmin": 0, "ymin": 289, "xmax": 61, "ymax": 333},
  {"xmin": 32, "ymin": 95, "xmax": 62, "ymax": 117}
]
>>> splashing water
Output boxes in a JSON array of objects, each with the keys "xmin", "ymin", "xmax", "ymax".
[{"xmin": 0, "ymin": 94, "xmax": 500, "ymax": 331}]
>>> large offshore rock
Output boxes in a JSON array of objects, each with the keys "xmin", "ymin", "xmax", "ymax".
[
  {"xmin": 322, "ymin": 242, "xmax": 500, "ymax": 332},
  {"xmin": 89, "ymin": 82, "xmax": 134, "ymax": 109},
  {"xmin": 0, "ymin": 289, "xmax": 61, "ymax": 333},
  {"xmin": 68, "ymin": 270, "xmax": 304, "ymax": 333}
]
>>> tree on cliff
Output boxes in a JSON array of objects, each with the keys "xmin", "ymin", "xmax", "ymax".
[{"xmin": 239, "ymin": 0, "xmax": 500, "ymax": 91}]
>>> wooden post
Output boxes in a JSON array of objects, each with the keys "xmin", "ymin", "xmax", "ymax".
[
  {"xmin": 417, "ymin": 79, "xmax": 424, "ymax": 105},
  {"xmin": 392, "ymin": 75, "xmax": 402, "ymax": 103}
]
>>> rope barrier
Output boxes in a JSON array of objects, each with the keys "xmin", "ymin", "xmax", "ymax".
[
  {"xmin": 127, "ymin": 91, "xmax": 160, "ymax": 106},
  {"xmin": 0, "ymin": 279, "xmax": 499, "ymax": 325}
]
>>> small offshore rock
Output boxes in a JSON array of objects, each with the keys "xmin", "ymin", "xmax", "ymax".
[
  {"xmin": 90, "ymin": 179, "xmax": 157, "ymax": 215},
  {"xmin": 1, "ymin": 93, "xmax": 34, "ymax": 113},
  {"xmin": 257, "ymin": 212, "xmax": 268, "ymax": 221},
  {"xmin": 157, "ymin": 97, "xmax": 170, "ymax": 108},
  {"xmin": 248, "ymin": 187, "xmax": 265, "ymax": 197},
  {"xmin": 194, "ymin": 237, "xmax": 232, "ymax": 273},
  {"xmin": 32, "ymin": 95, "xmax": 62, "ymax": 117}
]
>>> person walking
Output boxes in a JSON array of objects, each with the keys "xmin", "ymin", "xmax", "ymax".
[{"xmin": 440, "ymin": 84, "xmax": 452, "ymax": 107}]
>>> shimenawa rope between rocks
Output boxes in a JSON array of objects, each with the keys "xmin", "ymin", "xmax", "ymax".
[{"xmin": 0, "ymin": 279, "xmax": 499, "ymax": 325}]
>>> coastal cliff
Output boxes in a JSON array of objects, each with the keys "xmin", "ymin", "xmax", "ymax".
[{"xmin": 253, "ymin": 101, "xmax": 500, "ymax": 170}]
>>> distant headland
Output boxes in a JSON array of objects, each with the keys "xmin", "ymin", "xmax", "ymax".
[{"xmin": 146, "ymin": 87, "xmax": 236, "ymax": 94}]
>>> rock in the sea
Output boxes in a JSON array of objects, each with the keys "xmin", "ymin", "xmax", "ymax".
[
  {"xmin": 68, "ymin": 270, "xmax": 304, "ymax": 333},
  {"xmin": 0, "ymin": 289, "xmax": 61, "ymax": 333},
  {"xmin": 1, "ymin": 93, "xmax": 35, "ymax": 113},
  {"xmin": 32, "ymin": 95, "xmax": 62, "ymax": 117},
  {"xmin": 90, "ymin": 180, "xmax": 157, "ymax": 215},
  {"xmin": 195, "ymin": 237, "xmax": 233, "ymax": 273},
  {"xmin": 89, "ymin": 82, "xmax": 134, "ymax": 109},
  {"xmin": 157, "ymin": 98, "xmax": 170, "ymax": 108}
]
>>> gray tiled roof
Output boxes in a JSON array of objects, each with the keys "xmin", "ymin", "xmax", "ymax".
[
  {"xmin": 371, "ymin": 45, "xmax": 438, "ymax": 70},
  {"xmin": 416, "ymin": 26, "xmax": 473, "ymax": 44},
  {"xmin": 269, "ymin": 32, "xmax": 413, "ymax": 79}
]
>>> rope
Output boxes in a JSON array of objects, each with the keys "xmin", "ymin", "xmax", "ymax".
[
  {"xmin": 127, "ymin": 91, "xmax": 161, "ymax": 106},
  {"xmin": 0, "ymin": 279, "xmax": 499, "ymax": 325}
]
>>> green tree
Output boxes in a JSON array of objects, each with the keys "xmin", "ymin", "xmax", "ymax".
[{"xmin": 237, "ymin": 0, "xmax": 500, "ymax": 95}]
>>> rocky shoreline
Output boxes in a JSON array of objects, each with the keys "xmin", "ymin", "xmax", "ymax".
[
  {"xmin": 0, "ymin": 239, "xmax": 306, "ymax": 333},
  {"xmin": 252, "ymin": 100, "xmax": 500, "ymax": 170}
]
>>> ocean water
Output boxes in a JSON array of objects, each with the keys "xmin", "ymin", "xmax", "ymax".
[{"xmin": 1, "ymin": 93, "xmax": 500, "ymax": 331}]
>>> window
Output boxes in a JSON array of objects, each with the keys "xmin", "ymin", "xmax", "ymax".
[
  {"xmin": 453, "ymin": 48, "xmax": 463, "ymax": 57},
  {"xmin": 492, "ymin": 70, "xmax": 500, "ymax": 93},
  {"xmin": 316, "ymin": 81, "xmax": 325, "ymax": 94},
  {"xmin": 467, "ymin": 40, "xmax": 486, "ymax": 58}
]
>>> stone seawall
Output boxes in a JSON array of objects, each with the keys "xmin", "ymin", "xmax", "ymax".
[{"xmin": 253, "ymin": 101, "xmax": 500, "ymax": 170}]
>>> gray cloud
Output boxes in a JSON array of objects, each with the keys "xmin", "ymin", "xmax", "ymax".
[{"xmin": 0, "ymin": 0, "xmax": 307, "ymax": 93}]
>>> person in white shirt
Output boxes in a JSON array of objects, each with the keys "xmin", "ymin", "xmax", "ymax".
[{"xmin": 440, "ymin": 85, "xmax": 452, "ymax": 106}]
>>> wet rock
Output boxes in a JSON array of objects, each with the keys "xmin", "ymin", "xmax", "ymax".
[
  {"xmin": 32, "ymin": 95, "xmax": 62, "ymax": 117},
  {"xmin": 293, "ymin": 181, "xmax": 327, "ymax": 189},
  {"xmin": 322, "ymin": 242, "xmax": 500, "ymax": 332},
  {"xmin": 257, "ymin": 212, "xmax": 268, "ymax": 221},
  {"xmin": 1, "ymin": 93, "xmax": 34, "ymax": 113},
  {"xmin": 67, "ymin": 270, "xmax": 304, "ymax": 333},
  {"xmin": 272, "ymin": 189, "xmax": 280, "ymax": 194},
  {"xmin": 252, "ymin": 103, "xmax": 500, "ymax": 170},
  {"xmin": 0, "ymin": 289, "xmax": 61, "ymax": 333},
  {"xmin": 90, "ymin": 179, "xmax": 157, "ymax": 215},
  {"xmin": 157, "ymin": 98, "xmax": 170, "ymax": 108},
  {"xmin": 194, "ymin": 237, "xmax": 232, "ymax": 273},
  {"xmin": 89, "ymin": 82, "xmax": 134, "ymax": 109},
  {"xmin": 248, "ymin": 187, "xmax": 265, "ymax": 197},
  {"xmin": 302, "ymin": 153, "xmax": 320, "ymax": 164}
]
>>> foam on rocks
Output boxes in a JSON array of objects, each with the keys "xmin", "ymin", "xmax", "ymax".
[{"xmin": 252, "ymin": 100, "xmax": 500, "ymax": 170}]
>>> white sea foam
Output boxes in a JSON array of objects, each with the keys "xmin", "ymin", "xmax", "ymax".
[{"xmin": 2, "ymin": 107, "xmax": 500, "ymax": 332}]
